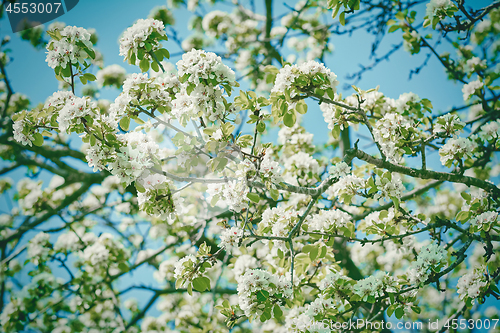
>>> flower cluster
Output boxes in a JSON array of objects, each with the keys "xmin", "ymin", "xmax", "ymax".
[
  {"xmin": 329, "ymin": 161, "xmax": 351, "ymax": 178},
  {"xmin": 201, "ymin": 10, "xmax": 231, "ymax": 38},
  {"xmin": 57, "ymin": 96, "xmax": 98, "ymax": 133},
  {"xmin": 27, "ymin": 232, "xmax": 51, "ymax": 265},
  {"xmin": 425, "ymin": 0, "xmax": 456, "ymax": 18},
  {"xmin": 327, "ymin": 174, "xmax": 366, "ymax": 204},
  {"xmin": 12, "ymin": 118, "xmax": 35, "ymax": 147},
  {"xmin": 258, "ymin": 207, "xmax": 299, "ymax": 251},
  {"xmin": 13, "ymin": 91, "xmax": 77, "ymax": 147},
  {"xmin": 358, "ymin": 207, "xmax": 399, "ymax": 235},
  {"xmin": 439, "ymin": 136, "xmax": 477, "ymax": 167},
  {"xmin": 119, "ymin": 18, "xmax": 167, "ymax": 65},
  {"xmin": 16, "ymin": 179, "xmax": 44, "ymax": 216},
  {"xmin": 77, "ymin": 233, "xmax": 130, "ymax": 276},
  {"xmin": 478, "ymin": 120, "xmax": 500, "ymax": 143},
  {"xmin": 373, "ymin": 113, "xmax": 415, "ymax": 163},
  {"xmin": 283, "ymin": 152, "xmax": 320, "ymax": 184},
  {"xmin": 137, "ymin": 171, "xmax": 181, "ymax": 219},
  {"xmin": 96, "ymin": 64, "xmax": 127, "ymax": 88},
  {"xmin": 469, "ymin": 211, "xmax": 498, "ymax": 231},
  {"xmin": 374, "ymin": 172, "xmax": 405, "ymax": 205},
  {"xmin": 46, "ymin": 26, "xmax": 94, "ymax": 69},
  {"xmin": 237, "ymin": 269, "xmax": 292, "ymax": 318},
  {"xmin": 111, "ymin": 132, "xmax": 160, "ymax": 185},
  {"xmin": 307, "ymin": 209, "xmax": 351, "ymax": 233},
  {"xmin": 271, "ymin": 60, "xmax": 338, "ymax": 112},
  {"xmin": 465, "ymin": 57, "xmax": 487, "ymax": 73},
  {"xmin": 434, "ymin": 114, "xmax": 465, "ymax": 136},
  {"xmin": 174, "ymin": 49, "xmax": 237, "ymax": 124},
  {"xmin": 218, "ymin": 227, "xmax": 243, "ymax": 253},
  {"xmin": 110, "ymin": 72, "xmax": 180, "ymax": 126},
  {"xmin": 457, "ymin": 265, "xmax": 488, "ymax": 303},
  {"xmin": 304, "ymin": 294, "xmax": 334, "ymax": 318},
  {"xmin": 53, "ymin": 228, "xmax": 87, "ymax": 254},
  {"xmin": 319, "ymin": 269, "xmax": 353, "ymax": 292},
  {"xmin": 207, "ymin": 180, "xmax": 249, "ymax": 212},
  {"xmin": 424, "ymin": 0, "xmax": 457, "ymax": 28},
  {"xmin": 0, "ymin": 272, "xmax": 63, "ymax": 331},
  {"xmin": 353, "ymin": 271, "xmax": 398, "ymax": 301},
  {"xmin": 174, "ymin": 255, "xmax": 200, "ymax": 281},
  {"xmin": 232, "ymin": 254, "xmax": 258, "ymax": 283},
  {"xmin": 259, "ymin": 155, "xmax": 283, "ymax": 188},
  {"xmin": 462, "ymin": 79, "xmax": 483, "ymax": 100},
  {"xmin": 277, "ymin": 124, "xmax": 315, "ymax": 157},
  {"xmin": 407, "ymin": 243, "xmax": 447, "ymax": 285}
]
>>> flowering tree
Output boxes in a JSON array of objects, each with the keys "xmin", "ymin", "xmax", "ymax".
[{"xmin": 1, "ymin": 0, "xmax": 500, "ymax": 332}]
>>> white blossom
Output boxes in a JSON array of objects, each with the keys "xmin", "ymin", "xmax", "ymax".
[
  {"xmin": 462, "ymin": 80, "xmax": 483, "ymax": 101},
  {"xmin": 434, "ymin": 113, "xmax": 465, "ymax": 135},
  {"xmin": 329, "ymin": 161, "xmax": 351, "ymax": 178},
  {"xmin": 457, "ymin": 266, "xmax": 488, "ymax": 303},
  {"xmin": 478, "ymin": 120, "xmax": 500, "ymax": 142},
  {"xmin": 407, "ymin": 243, "xmax": 447, "ymax": 285},
  {"xmin": 374, "ymin": 173, "xmax": 405, "ymax": 205},
  {"xmin": 439, "ymin": 136, "xmax": 477, "ymax": 167},
  {"xmin": 219, "ymin": 227, "xmax": 243, "ymax": 252},
  {"xmin": 307, "ymin": 209, "xmax": 351, "ymax": 233},
  {"xmin": 237, "ymin": 269, "xmax": 292, "ymax": 317},
  {"xmin": 119, "ymin": 18, "xmax": 166, "ymax": 65},
  {"xmin": 469, "ymin": 211, "xmax": 498, "ymax": 229},
  {"xmin": 46, "ymin": 26, "xmax": 94, "ymax": 69},
  {"xmin": 27, "ymin": 232, "xmax": 51, "ymax": 263},
  {"xmin": 425, "ymin": 0, "xmax": 456, "ymax": 19}
]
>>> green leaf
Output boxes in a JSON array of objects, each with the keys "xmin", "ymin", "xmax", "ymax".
[
  {"xmin": 79, "ymin": 76, "xmax": 88, "ymax": 85},
  {"xmin": 387, "ymin": 304, "xmax": 396, "ymax": 317},
  {"xmin": 283, "ymin": 111, "xmax": 296, "ymax": 127},
  {"xmin": 388, "ymin": 25, "xmax": 400, "ymax": 33},
  {"xmin": 161, "ymin": 48, "xmax": 170, "ymax": 59},
  {"xmin": 331, "ymin": 3, "xmax": 341, "ymax": 19},
  {"xmin": 339, "ymin": 11, "xmax": 346, "ymax": 26},
  {"xmin": 120, "ymin": 117, "xmax": 130, "ymax": 131},
  {"xmin": 192, "ymin": 277, "xmax": 210, "ymax": 292},
  {"xmin": 296, "ymin": 101, "xmax": 307, "ymax": 114},
  {"xmin": 379, "ymin": 210, "xmax": 389, "ymax": 220},
  {"xmin": 309, "ymin": 246, "xmax": 319, "ymax": 261},
  {"xmin": 269, "ymin": 188, "xmax": 279, "ymax": 201},
  {"xmin": 118, "ymin": 262, "xmax": 129, "ymax": 272},
  {"xmin": 395, "ymin": 11, "xmax": 406, "ymax": 20},
  {"xmin": 154, "ymin": 49, "xmax": 164, "ymax": 62},
  {"xmin": 260, "ymin": 310, "xmax": 272, "ymax": 322},
  {"xmin": 214, "ymin": 157, "xmax": 228, "ymax": 172},
  {"xmin": 395, "ymin": 307, "xmax": 404, "ymax": 319},
  {"xmin": 273, "ymin": 304, "xmax": 283, "ymax": 319},
  {"xmin": 151, "ymin": 59, "xmax": 159, "ymax": 72},
  {"xmin": 247, "ymin": 192, "xmax": 260, "ymax": 203},
  {"xmin": 257, "ymin": 121, "xmax": 266, "ymax": 133},
  {"xmin": 187, "ymin": 282, "xmax": 193, "ymax": 295},
  {"xmin": 256, "ymin": 290, "xmax": 269, "ymax": 302},
  {"xmin": 411, "ymin": 306, "xmax": 421, "ymax": 314},
  {"xmin": 332, "ymin": 125, "xmax": 341, "ymax": 138},
  {"xmin": 33, "ymin": 133, "xmax": 44, "ymax": 147},
  {"xmin": 135, "ymin": 181, "xmax": 146, "ymax": 193},
  {"xmin": 83, "ymin": 73, "xmax": 96, "ymax": 81},
  {"xmin": 139, "ymin": 58, "xmax": 150, "ymax": 72},
  {"xmin": 456, "ymin": 211, "xmax": 470, "ymax": 222}
]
